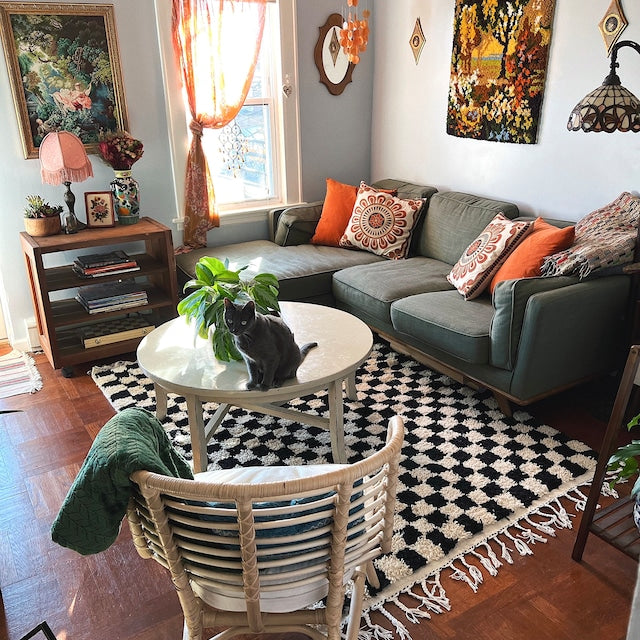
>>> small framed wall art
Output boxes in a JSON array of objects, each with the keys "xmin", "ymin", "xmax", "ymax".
[
  {"xmin": 599, "ymin": 0, "xmax": 628, "ymax": 55},
  {"xmin": 84, "ymin": 192, "xmax": 115, "ymax": 228}
]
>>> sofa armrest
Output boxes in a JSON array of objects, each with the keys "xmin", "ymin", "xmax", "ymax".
[
  {"xmin": 270, "ymin": 202, "xmax": 324, "ymax": 246},
  {"xmin": 509, "ymin": 276, "xmax": 631, "ymax": 400},
  {"xmin": 490, "ymin": 275, "xmax": 580, "ymax": 369}
]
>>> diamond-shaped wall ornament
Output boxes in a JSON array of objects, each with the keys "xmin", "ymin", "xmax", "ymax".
[
  {"xmin": 599, "ymin": 0, "xmax": 628, "ymax": 56},
  {"xmin": 410, "ymin": 17, "xmax": 425, "ymax": 65}
]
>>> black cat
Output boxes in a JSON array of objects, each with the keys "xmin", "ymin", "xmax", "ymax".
[{"xmin": 223, "ymin": 298, "xmax": 318, "ymax": 391}]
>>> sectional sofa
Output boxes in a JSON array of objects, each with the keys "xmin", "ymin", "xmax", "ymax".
[{"xmin": 175, "ymin": 179, "xmax": 632, "ymax": 414}]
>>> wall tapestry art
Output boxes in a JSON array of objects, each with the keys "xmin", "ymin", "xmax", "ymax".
[{"xmin": 447, "ymin": 0, "xmax": 556, "ymax": 144}]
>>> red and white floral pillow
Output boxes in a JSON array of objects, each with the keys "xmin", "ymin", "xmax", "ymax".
[
  {"xmin": 447, "ymin": 214, "xmax": 533, "ymax": 300},
  {"xmin": 339, "ymin": 183, "xmax": 425, "ymax": 259}
]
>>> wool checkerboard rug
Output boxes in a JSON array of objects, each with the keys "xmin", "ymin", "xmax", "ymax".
[{"xmin": 91, "ymin": 339, "xmax": 596, "ymax": 638}]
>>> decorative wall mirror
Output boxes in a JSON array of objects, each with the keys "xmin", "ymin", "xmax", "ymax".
[{"xmin": 314, "ymin": 13, "xmax": 355, "ymax": 96}]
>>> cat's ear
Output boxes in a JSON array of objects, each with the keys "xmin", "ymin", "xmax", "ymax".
[
  {"xmin": 244, "ymin": 300, "xmax": 256, "ymax": 312},
  {"xmin": 223, "ymin": 297, "xmax": 233, "ymax": 308}
]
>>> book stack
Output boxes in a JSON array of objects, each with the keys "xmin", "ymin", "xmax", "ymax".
[
  {"xmin": 72, "ymin": 250, "xmax": 140, "ymax": 278},
  {"xmin": 76, "ymin": 279, "xmax": 148, "ymax": 314}
]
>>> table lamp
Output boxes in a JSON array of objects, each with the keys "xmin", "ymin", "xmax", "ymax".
[
  {"xmin": 39, "ymin": 131, "xmax": 94, "ymax": 233},
  {"xmin": 567, "ymin": 39, "xmax": 640, "ymax": 133}
]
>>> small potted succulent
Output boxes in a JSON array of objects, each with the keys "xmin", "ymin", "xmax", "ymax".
[
  {"xmin": 24, "ymin": 195, "xmax": 63, "ymax": 237},
  {"xmin": 177, "ymin": 256, "xmax": 279, "ymax": 362},
  {"xmin": 607, "ymin": 413, "xmax": 640, "ymax": 531}
]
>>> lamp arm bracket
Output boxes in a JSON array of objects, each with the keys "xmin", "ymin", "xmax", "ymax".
[{"xmin": 610, "ymin": 40, "xmax": 640, "ymax": 78}]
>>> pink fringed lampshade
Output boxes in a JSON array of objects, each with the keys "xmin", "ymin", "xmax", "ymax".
[
  {"xmin": 39, "ymin": 131, "xmax": 93, "ymax": 185},
  {"xmin": 38, "ymin": 131, "xmax": 93, "ymax": 233}
]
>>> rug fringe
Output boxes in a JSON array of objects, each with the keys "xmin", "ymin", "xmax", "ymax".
[{"xmin": 354, "ymin": 485, "xmax": 587, "ymax": 640}]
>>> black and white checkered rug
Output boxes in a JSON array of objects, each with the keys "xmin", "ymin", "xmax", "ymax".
[{"xmin": 92, "ymin": 339, "xmax": 596, "ymax": 637}]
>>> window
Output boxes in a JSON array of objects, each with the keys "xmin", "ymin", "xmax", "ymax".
[
  {"xmin": 201, "ymin": 7, "xmax": 279, "ymax": 208},
  {"xmin": 157, "ymin": 0, "xmax": 301, "ymax": 220}
]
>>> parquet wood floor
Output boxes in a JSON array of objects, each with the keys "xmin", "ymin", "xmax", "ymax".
[{"xmin": 0, "ymin": 348, "xmax": 637, "ymax": 640}]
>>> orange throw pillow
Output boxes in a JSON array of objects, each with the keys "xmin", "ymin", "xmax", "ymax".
[
  {"xmin": 489, "ymin": 218, "xmax": 575, "ymax": 294},
  {"xmin": 311, "ymin": 179, "xmax": 358, "ymax": 247}
]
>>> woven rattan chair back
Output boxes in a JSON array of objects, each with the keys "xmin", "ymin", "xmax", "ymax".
[{"xmin": 127, "ymin": 416, "xmax": 404, "ymax": 640}]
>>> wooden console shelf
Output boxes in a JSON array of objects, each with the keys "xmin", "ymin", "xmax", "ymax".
[{"xmin": 20, "ymin": 217, "xmax": 178, "ymax": 373}]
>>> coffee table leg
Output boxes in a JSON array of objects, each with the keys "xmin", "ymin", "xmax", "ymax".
[
  {"xmin": 345, "ymin": 372, "xmax": 358, "ymax": 401},
  {"xmin": 185, "ymin": 394, "xmax": 208, "ymax": 473},
  {"xmin": 154, "ymin": 382, "xmax": 168, "ymax": 419},
  {"xmin": 327, "ymin": 379, "xmax": 346, "ymax": 463}
]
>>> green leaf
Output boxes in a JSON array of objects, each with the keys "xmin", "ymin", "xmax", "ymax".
[
  {"xmin": 253, "ymin": 272, "xmax": 280, "ymax": 288},
  {"xmin": 629, "ymin": 414, "xmax": 640, "ymax": 431}
]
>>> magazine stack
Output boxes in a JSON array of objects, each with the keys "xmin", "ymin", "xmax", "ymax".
[
  {"xmin": 76, "ymin": 279, "xmax": 148, "ymax": 314},
  {"xmin": 72, "ymin": 250, "xmax": 139, "ymax": 278}
]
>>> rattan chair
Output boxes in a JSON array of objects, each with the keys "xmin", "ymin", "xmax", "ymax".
[{"xmin": 126, "ymin": 416, "xmax": 404, "ymax": 640}]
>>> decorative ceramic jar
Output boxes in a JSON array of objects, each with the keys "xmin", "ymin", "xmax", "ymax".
[
  {"xmin": 110, "ymin": 170, "xmax": 140, "ymax": 225},
  {"xmin": 24, "ymin": 216, "xmax": 61, "ymax": 237}
]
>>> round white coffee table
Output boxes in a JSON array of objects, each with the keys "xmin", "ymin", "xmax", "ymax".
[{"xmin": 137, "ymin": 302, "xmax": 373, "ymax": 471}]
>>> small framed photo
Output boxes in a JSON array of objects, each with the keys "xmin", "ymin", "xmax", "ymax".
[{"xmin": 84, "ymin": 191, "xmax": 115, "ymax": 228}]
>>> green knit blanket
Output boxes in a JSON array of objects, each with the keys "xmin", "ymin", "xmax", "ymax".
[{"xmin": 51, "ymin": 407, "xmax": 193, "ymax": 555}]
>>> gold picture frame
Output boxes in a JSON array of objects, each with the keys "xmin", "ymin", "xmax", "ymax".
[{"xmin": 0, "ymin": 3, "xmax": 129, "ymax": 159}]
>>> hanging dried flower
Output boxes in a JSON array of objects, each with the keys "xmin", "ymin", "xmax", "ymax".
[{"xmin": 98, "ymin": 131, "xmax": 144, "ymax": 171}]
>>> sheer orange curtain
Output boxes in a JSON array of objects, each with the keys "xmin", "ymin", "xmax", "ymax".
[{"xmin": 172, "ymin": 0, "xmax": 267, "ymax": 251}]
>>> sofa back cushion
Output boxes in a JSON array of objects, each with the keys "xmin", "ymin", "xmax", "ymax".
[{"xmin": 417, "ymin": 191, "xmax": 519, "ymax": 264}]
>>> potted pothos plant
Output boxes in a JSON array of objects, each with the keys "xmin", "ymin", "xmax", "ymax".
[
  {"xmin": 177, "ymin": 256, "xmax": 280, "ymax": 362},
  {"xmin": 607, "ymin": 413, "xmax": 640, "ymax": 530}
]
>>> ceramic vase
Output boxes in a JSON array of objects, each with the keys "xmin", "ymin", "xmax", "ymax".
[{"xmin": 110, "ymin": 170, "xmax": 140, "ymax": 225}]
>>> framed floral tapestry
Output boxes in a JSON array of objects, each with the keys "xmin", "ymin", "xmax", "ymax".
[
  {"xmin": 0, "ymin": 3, "xmax": 129, "ymax": 159},
  {"xmin": 447, "ymin": 0, "xmax": 556, "ymax": 144}
]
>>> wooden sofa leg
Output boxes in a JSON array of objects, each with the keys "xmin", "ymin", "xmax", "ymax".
[{"xmin": 493, "ymin": 392, "xmax": 513, "ymax": 417}]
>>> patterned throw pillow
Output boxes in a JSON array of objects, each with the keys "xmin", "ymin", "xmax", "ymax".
[
  {"xmin": 541, "ymin": 192, "xmax": 640, "ymax": 279},
  {"xmin": 339, "ymin": 183, "xmax": 425, "ymax": 259},
  {"xmin": 447, "ymin": 214, "xmax": 533, "ymax": 300}
]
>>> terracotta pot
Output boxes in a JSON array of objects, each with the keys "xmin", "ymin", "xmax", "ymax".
[{"xmin": 24, "ymin": 216, "xmax": 62, "ymax": 237}]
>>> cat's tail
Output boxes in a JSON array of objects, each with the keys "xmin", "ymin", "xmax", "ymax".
[{"xmin": 300, "ymin": 342, "xmax": 318, "ymax": 361}]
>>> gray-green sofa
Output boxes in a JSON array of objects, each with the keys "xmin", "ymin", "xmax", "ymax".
[{"xmin": 175, "ymin": 179, "xmax": 632, "ymax": 413}]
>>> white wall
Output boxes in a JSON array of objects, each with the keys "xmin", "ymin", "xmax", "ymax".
[{"xmin": 370, "ymin": 1, "xmax": 640, "ymax": 220}]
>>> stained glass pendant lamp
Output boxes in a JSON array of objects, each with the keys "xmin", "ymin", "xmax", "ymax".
[
  {"xmin": 39, "ymin": 131, "xmax": 94, "ymax": 233},
  {"xmin": 567, "ymin": 40, "xmax": 640, "ymax": 133}
]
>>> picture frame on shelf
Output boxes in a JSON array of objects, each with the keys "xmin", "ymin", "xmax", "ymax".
[
  {"xmin": 84, "ymin": 192, "xmax": 115, "ymax": 228},
  {"xmin": 0, "ymin": 3, "xmax": 129, "ymax": 159}
]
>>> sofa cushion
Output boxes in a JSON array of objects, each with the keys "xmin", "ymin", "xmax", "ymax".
[
  {"xmin": 311, "ymin": 178, "xmax": 358, "ymax": 247},
  {"xmin": 490, "ymin": 275, "xmax": 579, "ymax": 370},
  {"xmin": 447, "ymin": 214, "xmax": 532, "ymax": 300},
  {"xmin": 417, "ymin": 191, "xmax": 520, "ymax": 264},
  {"xmin": 390, "ymin": 291, "xmax": 494, "ymax": 364},
  {"xmin": 332, "ymin": 257, "xmax": 454, "ymax": 328},
  {"xmin": 339, "ymin": 183, "xmax": 425, "ymax": 259},
  {"xmin": 489, "ymin": 218, "xmax": 575, "ymax": 294},
  {"xmin": 175, "ymin": 239, "xmax": 384, "ymax": 303}
]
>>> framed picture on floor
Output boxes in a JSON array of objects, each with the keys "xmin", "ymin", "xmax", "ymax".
[
  {"xmin": 85, "ymin": 191, "xmax": 115, "ymax": 228},
  {"xmin": 0, "ymin": 3, "xmax": 129, "ymax": 159}
]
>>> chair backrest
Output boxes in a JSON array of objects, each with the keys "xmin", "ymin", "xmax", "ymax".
[{"xmin": 127, "ymin": 416, "xmax": 404, "ymax": 640}]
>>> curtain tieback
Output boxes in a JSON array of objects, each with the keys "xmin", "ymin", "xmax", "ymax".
[{"xmin": 189, "ymin": 120, "xmax": 204, "ymax": 137}]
